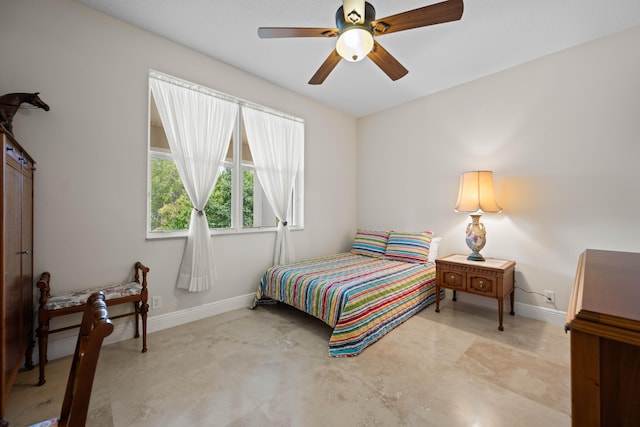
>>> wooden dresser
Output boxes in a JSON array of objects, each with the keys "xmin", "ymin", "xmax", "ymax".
[
  {"xmin": 566, "ymin": 249, "xmax": 640, "ymax": 427},
  {"xmin": 1, "ymin": 128, "xmax": 35, "ymax": 426}
]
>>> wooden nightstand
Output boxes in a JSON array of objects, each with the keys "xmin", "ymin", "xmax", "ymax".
[{"xmin": 435, "ymin": 254, "xmax": 516, "ymax": 331}]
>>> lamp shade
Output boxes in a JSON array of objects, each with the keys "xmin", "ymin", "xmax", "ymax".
[{"xmin": 455, "ymin": 171, "xmax": 502, "ymax": 213}]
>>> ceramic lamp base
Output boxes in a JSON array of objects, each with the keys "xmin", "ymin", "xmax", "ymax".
[
  {"xmin": 465, "ymin": 214, "xmax": 487, "ymax": 262},
  {"xmin": 466, "ymin": 251, "xmax": 485, "ymax": 261}
]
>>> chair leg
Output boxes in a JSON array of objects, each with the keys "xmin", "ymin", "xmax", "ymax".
[
  {"xmin": 140, "ymin": 301, "xmax": 148, "ymax": 353},
  {"xmin": 25, "ymin": 338, "xmax": 35, "ymax": 370},
  {"xmin": 133, "ymin": 301, "xmax": 140, "ymax": 338},
  {"xmin": 36, "ymin": 320, "xmax": 49, "ymax": 386}
]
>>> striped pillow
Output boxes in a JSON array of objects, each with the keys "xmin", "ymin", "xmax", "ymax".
[
  {"xmin": 351, "ymin": 229, "xmax": 390, "ymax": 258},
  {"xmin": 384, "ymin": 231, "xmax": 433, "ymax": 263}
]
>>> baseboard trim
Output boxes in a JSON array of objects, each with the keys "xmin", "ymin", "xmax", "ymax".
[
  {"xmin": 453, "ymin": 292, "xmax": 567, "ymax": 326},
  {"xmin": 42, "ymin": 291, "xmax": 566, "ymax": 363},
  {"xmin": 43, "ymin": 293, "xmax": 256, "ymax": 362}
]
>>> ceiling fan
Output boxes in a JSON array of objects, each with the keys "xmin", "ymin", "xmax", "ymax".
[{"xmin": 258, "ymin": 0, "xmax": 464, "ymax": 85}]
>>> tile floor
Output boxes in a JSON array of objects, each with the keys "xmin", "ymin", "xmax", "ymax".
[{"xmin": 6, "ymin": 297, "xmax": 571, "ymax": 426}]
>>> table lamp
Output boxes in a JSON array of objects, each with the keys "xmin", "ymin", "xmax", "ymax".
[{"xmin": 455, "ymin": 171, "xmax": 502, "ymax": 261}]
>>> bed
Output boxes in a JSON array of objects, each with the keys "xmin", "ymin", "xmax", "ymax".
[{"xmin": 251, "ymin": 229, "xmax": 442, "ymax": 357}]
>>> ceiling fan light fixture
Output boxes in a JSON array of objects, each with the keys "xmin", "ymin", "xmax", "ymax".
[{"xmin": 336, "ymin": 27, "xmax": 374, "ymax": 62}]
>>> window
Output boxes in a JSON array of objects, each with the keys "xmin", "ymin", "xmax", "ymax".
[{"xmin": 147, "ymin": 72, "xmax": 304, "ymax": 237}]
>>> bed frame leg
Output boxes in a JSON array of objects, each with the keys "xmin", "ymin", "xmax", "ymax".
[
  {"xmin": 249, "ymin": 296, "xmax": 259, "ymax": 310},
  {"xmin": 249, "ymin": 296, "xmax": 278, "ymax": 310}
]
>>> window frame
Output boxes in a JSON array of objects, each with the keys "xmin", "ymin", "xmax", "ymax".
[{"xmin": 146, "ymin": 71, "xmax": 304, "ymax": 239}]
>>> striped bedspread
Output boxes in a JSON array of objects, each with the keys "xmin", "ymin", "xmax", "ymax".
[{"xmin": 255, "ymin": 252, "xmax": 439, "ymax": 357}]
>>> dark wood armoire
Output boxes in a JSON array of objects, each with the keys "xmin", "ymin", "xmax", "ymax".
[
  {"xmin": 566, "ymin": 249, "xmax": 640, "ymax": 427},
  {"xmin": 0, "ymin": 127, "xmax": 35, "ymax": 426}
]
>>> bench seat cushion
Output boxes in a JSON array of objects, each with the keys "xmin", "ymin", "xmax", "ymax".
[{"xmin": 45, "ymin": 282, "xmax": 142, "ymax": 311}]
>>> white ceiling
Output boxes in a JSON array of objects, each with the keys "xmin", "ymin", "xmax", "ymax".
[{"xmin": 74, "ymin": 0, "xmax": 640, "ymax": 118}]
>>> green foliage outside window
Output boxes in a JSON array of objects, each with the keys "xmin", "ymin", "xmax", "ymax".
[{"xmin": 150, "ymin": 157, "xmax": 255, "ymax": 231}]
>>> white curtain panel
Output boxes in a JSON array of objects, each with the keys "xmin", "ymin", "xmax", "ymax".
[
  {"xmin": 150, "ymin": 78, "xmax": 238, "ymax": 292},
  {"xmin": 242, "ymin": 107, "xmax": 303, "ymax": 265}
]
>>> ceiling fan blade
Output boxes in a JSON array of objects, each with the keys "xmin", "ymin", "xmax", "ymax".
[
  {"xmin": 367, "ymin": 41, "xmax": 409, "ymax": 81},
  {"xmin": 309, "ymin": 49, "xmax": 342, "ymax": 85},
  {"xmin": 371, "ymin": 0, "xmax": 463, "ymax": 36},
  {"xmin": 258, "ymin": 27, "xmax": 339, "ymax": 38}
]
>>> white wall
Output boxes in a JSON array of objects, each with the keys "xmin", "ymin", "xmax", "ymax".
[
  {"xmin": 4, "ymin": 0, "xmax": 639, "ymax": 354},
  {"xmin": 357, "ymin": 25, "xmax": 640, "ymax": 313},
  {"xmin": 1, "ymin": 1, "xmax": 357, "ymax": 319}
]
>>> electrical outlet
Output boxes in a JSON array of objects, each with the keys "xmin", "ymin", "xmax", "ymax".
[
  {"xmin": 152, "ymin": 295, "xmax": 162, "ymax": 310},
  {"xmin": 544, "ymin": 290, "xmax": 555, "ymax": 304}
]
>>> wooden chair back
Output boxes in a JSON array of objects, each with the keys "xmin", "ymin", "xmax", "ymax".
[{"xmin": 59, "ymin": 291, "xmax": 114, "ymax": 427}]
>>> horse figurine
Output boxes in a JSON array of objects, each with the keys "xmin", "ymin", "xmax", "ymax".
[{"xmin": 0, "ymin": 92, "xmax": 50, "ymax": 134}]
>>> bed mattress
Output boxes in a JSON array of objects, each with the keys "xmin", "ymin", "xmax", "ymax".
[{"xmin": 255, "ymin": 252, "xmax": 440, "ymax": 357}]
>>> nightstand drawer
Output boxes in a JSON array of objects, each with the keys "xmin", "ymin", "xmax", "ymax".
[
  {"xmin": 440, "ymin": 269, "xmax": 466, "ymax": 290},
  {"xmin": 468, "ymin": 274, "xmax": 496, "ymax": 297}
]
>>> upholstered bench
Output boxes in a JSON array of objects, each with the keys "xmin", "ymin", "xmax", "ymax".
[{"xmin": 35, "ymin": 261, "xmax": 149, "ymax": 386}]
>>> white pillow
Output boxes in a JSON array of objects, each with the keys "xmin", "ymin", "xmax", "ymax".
[{"xmin": 428, "ymin": 236, "xmax": 441, "ymax": 263}]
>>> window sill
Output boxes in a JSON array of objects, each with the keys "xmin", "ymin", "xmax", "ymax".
[{"xmin": 146, "ymin": 225, "xmax": 303, "ymax": 240}]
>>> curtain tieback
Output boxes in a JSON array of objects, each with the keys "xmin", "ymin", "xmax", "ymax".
[
  {"xmin": 282, "ymin": 221, "xmax": 288, "ymax": 226},
  {"xmin": 194, "ymin": 208, "xmax": 204, "ymax": 216}
]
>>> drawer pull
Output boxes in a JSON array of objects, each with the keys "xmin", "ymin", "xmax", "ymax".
[
  {"xmin": 479, "ymin": 280, "xmax": 484, "ymax": 288},
  {"xmin": 450, "ymin": 275, "xmax": 455, "ymax": 283}
]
